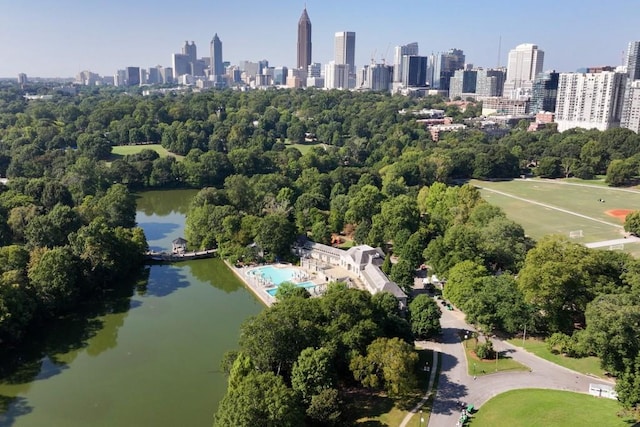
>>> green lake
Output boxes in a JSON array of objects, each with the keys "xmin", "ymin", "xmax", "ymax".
[{"xmin": 0, "ymin": 189, "xmax": 263, "ymax": 427}]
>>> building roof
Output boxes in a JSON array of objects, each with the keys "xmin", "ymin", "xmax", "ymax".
[
  {"xmin": 346, "ymin": 245, "xmax": 384, "ymax": 266},
  {"xmin": 172, "ymin": 237, "xmax": 187, "ymax": 244}
]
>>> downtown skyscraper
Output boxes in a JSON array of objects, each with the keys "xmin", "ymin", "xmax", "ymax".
[
  {"xmin": 393, "ymin": 42, "xmax": 419, "ymax": 83},
  {"xmin": 334, "ymin": 31, "xmax": 356, "ymax": 74},
  {"xmin": 503, "ymin": 43, "xmax": 544, "ymax": 99},
  {"xmin": 210, "ymin": 34, "xmax": 223, "ymax": 81},
  {"xmin": 297, "ymin": 8, "xmax": 312, "ymax": 70}
]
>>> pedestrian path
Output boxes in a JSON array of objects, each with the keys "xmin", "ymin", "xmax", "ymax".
[
  {"xmin": 585, "ymin": 236, "xmax": 640, "ymax": 248},
  {"xmin": 399, "ymin": 349, "xmax": 439, "ymax": 427}
]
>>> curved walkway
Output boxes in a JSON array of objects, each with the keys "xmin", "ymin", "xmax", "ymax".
[
  {"xmin": 398, "ymin": 350, "xmax": 438, "ymax": 427},
  {"xmin": 424, "ymin": 304, "xmax": 612, "ymax": 427}
]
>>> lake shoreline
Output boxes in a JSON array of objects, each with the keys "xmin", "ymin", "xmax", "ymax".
[{"xmin": 224, "ymin": 260, "xmax": 276, "ymax": 307}]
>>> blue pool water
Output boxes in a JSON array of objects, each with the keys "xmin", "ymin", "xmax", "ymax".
[{"xmin": 247, "ymin": 265, "xmax": 317, "ymax": 296}]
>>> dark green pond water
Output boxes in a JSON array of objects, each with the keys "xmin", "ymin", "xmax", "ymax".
[{"xmin": 0, "ymin": 189, "xmax": 263, "ymax": 427}]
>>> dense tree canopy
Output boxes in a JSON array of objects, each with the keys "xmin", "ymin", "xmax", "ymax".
[{"xmin": 4, "ymin": 82, "xmax": 640, "ymax": 412}]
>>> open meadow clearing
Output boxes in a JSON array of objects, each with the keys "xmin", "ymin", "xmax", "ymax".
[
  {"xmin": 472, "ymin": 179, "xmax": 640, "ymax": 256},
  {"xmin": 110, "ymin": 144, "xmax": 184, "ymax": 161}
]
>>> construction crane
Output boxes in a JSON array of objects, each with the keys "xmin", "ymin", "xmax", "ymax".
[{"xmin": 381, "ymin": 43, "xmax": 391, "ymax": 65}]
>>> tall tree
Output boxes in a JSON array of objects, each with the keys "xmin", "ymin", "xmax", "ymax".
[
  {"xmin": 408, "ymin": 294, "xmax": 442, "ymax": 339},
  {"xmin": 349, "ymin": 337, "xmax": 418, "ymax": 396},
  {"xmin": 213, "ymin": 370, "xmax": 304, "ymax": 427}
]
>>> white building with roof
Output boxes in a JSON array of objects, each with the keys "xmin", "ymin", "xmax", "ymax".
[{"xmin": 300, "ymin": 241, "xmax": 408, "ymax": 309}]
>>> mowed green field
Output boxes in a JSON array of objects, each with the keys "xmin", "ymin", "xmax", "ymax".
[
  {"xmin": 285, "ymin": 141, "xmax": 324, "ymax": 155},
  {"xmin": 470, "ymin": 389, "xmax": 633, "ymax": 427},
  {"xmin": 110, "ymin": 144, "xmax": 184, "ymax": 161},
  {"xmin": 472, "ymin": 179, "xmax": 640, "ymax": 252}
]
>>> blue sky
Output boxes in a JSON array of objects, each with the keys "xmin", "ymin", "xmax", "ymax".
[{"xmin": 0, "ymin": 0, "xmax": 637, "ymax": 77}]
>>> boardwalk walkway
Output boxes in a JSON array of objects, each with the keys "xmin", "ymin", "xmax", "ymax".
[{"xmin": 144, "ymin": 249, "xmax": 217, "ymax": 262}]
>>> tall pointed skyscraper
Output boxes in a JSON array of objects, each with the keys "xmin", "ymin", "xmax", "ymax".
[
  {"xmin": 210, "ymin": 34, "xmax": 223, "ymax": 80},
  {"xmin": 297, "ymin": 7, "xmax": 312, "ymax": 70}
]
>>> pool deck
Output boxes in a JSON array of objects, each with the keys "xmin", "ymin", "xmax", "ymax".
[
  {"xmin": 225, "ymin": 261, "xmax": 276, "ymax": 307},
  {"xmin": 225, "ymin": 260, "xmax": 366, "ymax": 307},
  {"xmin": 225, "ymin": 261, "xmax": 326, "ymax": 307}
]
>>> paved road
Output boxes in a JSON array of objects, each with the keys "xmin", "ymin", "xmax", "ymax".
[{"xmin": 424, "ymin": 304, "xmax": 612, "ymax": 427}]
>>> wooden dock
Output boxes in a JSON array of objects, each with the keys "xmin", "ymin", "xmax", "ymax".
[{"xmin": 144, "ymin": 249, "xmax": 217, "ymax": 263}]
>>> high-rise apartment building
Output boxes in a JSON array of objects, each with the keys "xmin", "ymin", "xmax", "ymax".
[
  {"xmin": 555, "ymin": 71, "xmax": 627, "ymax": 132},
  {"xmin": 365, "ymin": 63, "xmax": 393, "ymax": 91},
  {"xmin": 621, "ymin": 80, "xmax": 640, "ymax": 132},
  {"xmin": 427, "ymin": 49, "xmax": 465, "ymax": 91},
  {"xmin": 621, "ymin": 41, "xmax": 640, "ymax": 133},
  {"xmin": 449, "ymin": 70, "xmax": 477, "ymax": 100},
  {"xmin": 393, "ymin": 43, "xmax": 419, "ymax": 83},
  {"xmin": 530, "ymin": 71, "xmax": 559, "ymax": 113},
  {"xmin": 325, "ymin": 61, "xmax": 349, "ymax": 89},
  {"xmin": 504, "ymin": 43, "xmax": 544, "ymax": 99},
  {"xmin": 335, "ymin": 31, "xmax": 356, "ymax": 76},
  {"xmin": 210, "ymin": 34, "xmax": 223, "ymax": 80},
  {"xmin": 475, "ymin": 68, "xmax": 506, "ymax": 97},
  {"xmin": 626, "ymin": 41, "xmax": 640, "ymax": 81},
  {"xmin": 297, "ymin": 8, "xmax": 312, "ymax": 70}
]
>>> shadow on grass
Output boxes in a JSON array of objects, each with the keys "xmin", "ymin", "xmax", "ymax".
[{"xmin": 344, "ymin": 388, "xmax": 395, "ymax": 425}]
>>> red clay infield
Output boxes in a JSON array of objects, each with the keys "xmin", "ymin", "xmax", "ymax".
[{"xmin": 606, "ymin": 209, "xmax": 634, "ymax": 220}]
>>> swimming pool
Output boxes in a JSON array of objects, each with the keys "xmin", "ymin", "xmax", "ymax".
[{"xmin": 247, "ymin": 265, "xmax": 317, "ymax": 296}]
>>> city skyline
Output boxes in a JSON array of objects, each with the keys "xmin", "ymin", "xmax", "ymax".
[{"xmin": 0, "ymin": 0, "xmax": 638, "ymax": 78}]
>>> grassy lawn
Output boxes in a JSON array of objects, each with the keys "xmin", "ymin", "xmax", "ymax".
[
  {"xmin": 562, "ymin": 176, "xmax": 609, "ymax": 186},
  {"xmin": 286, "ymin": 141, "xmax": 324, "ymax": 155},
  {"xmin": 471, "ymin": 179, "xmax": 640, "ymax": 247},
  {"xmin": 350, "ymin": 349, "xmax": 434, "ymax": 426},
  {"xmin": 507, "ymin": 337, "xmax": 607, "ymax": 378},
  {"xmin": 110, "ymin": 144, "xmax": 184, "ymax": 161},
  {"xmin": 470, "ymin": 389, "xmax": 635, "ymax": 427},
  {"xmin": 463, "ymin": 337, "xmax": 529, "ymax": 376}
]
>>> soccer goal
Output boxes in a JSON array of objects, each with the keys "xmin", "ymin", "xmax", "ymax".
[
  {"xmin": 569, "ymin": 230, "xmax": 584, "ymax": 239},
  {"xmin": 609, "ymin": 243, "xmax": 624, "ymax": 251}
]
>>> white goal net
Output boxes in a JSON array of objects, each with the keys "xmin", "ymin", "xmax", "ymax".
[{"xmin": 569, "ymin": 230, "xmax": 584, "ymax": 239}]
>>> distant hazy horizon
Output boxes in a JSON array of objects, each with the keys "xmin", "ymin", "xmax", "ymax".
[{"xmin": 1, "ymin": 0, "xmax": 637, "ymax": 78}]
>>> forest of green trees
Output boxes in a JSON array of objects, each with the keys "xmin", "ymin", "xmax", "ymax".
[{"xmin": 2, "ymin": 82, "xmax": 640, "ymax": 417}]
